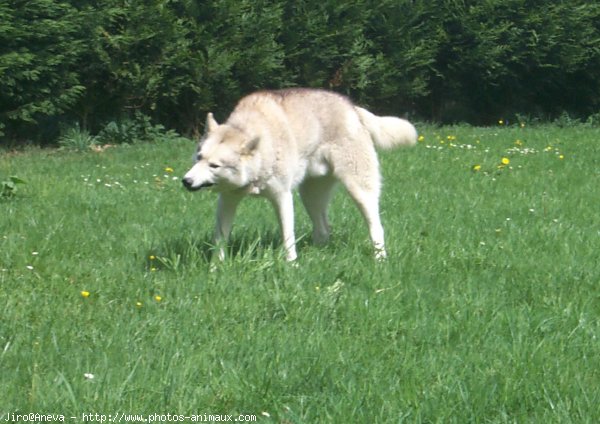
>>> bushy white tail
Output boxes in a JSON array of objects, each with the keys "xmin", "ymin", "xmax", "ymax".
[{"xmin": 355, "ymin": 107, "xmax": 418, "ymax": 149}]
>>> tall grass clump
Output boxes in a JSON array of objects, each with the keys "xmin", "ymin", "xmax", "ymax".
[{"xmin": 58, "ymin": 124, "xmax": 97, "ymax": 151}]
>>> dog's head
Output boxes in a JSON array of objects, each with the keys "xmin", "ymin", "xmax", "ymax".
[{"xmin": 182, "ymin": 113, "xmax": 259, "ymax": 192}]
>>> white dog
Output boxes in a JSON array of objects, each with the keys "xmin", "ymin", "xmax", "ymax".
[{"xmin": 182, "ymin": 88, "xmax": 417, "ymax": 261}]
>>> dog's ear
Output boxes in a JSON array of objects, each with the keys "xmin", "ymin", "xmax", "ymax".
[
  {"xmin": 206, "ymin": 112, "xmax": 218, "ymax": 133},
  {"xmin": 241, "ymin": 136, "xmax": 260, "ymax": 155}
]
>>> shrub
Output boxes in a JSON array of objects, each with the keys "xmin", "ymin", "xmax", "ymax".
[
  {"xmin": 96, "ymin": 112, "xmax": 183, "ymax": 145},
  {"xmin": 1, "ymin": 176, "xmax": 26, "ymax": 199},
  {"xmin": 58, "ymin": 124, "xmax": 97, "ymax": 151},
  {"xmin": 0, "ymin": 1, "xmax": 86, "ymax": 143}
]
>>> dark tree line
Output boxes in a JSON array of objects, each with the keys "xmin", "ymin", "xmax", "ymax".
[{"xmin": 2, "ymin": 0, "xmax": 600, "ymax": 144}]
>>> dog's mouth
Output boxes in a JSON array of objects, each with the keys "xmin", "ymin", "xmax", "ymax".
[{"xmin": 182, "ymin": 178, "xmax": 215, "ymax": 191}]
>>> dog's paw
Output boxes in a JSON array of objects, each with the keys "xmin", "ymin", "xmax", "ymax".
[{"xmin": 375, "ymin": 248, "xmax": 387, "ymax": 261}]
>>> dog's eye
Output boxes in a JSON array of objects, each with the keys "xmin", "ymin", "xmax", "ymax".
[{"xmin": 209, "ymin": 162, "xmax": 220, "ymax": 169}]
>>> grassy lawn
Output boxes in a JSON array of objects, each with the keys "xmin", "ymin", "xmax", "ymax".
[{"xmin": 1, "ymin": 124, "xmax": 599, "ymax": 422}]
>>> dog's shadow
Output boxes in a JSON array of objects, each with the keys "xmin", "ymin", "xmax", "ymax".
[{"xmin": 145, "ymin": 229, "xmax": 311, "ymax": 270}]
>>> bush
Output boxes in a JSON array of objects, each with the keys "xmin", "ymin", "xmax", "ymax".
[
  {"xmin": 58, "ymin": 124, "xmax": 97, "ymax": 151},
  {"xmin": 0, "ymin": 1, "xmax": 86, "ymax": 143},
  {"xmin": 96, "ymin": 112, "xmax": 182, "ymax": 145},
  {"xmin": 1, "ymin": 176, "xmax": 26, "ymax": 199},
  {"xmin": 2, "ymin": 0, "xmax": 600, "ymax": 143}
]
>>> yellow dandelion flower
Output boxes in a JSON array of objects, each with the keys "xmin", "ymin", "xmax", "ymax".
[
  {"xmin": 165, "ymin": 167, "xmax": 174, "ymax": 173},
  {"xmin": 418, "ymin": 135, "xmax": 425, "ymax": 142},
  {"xmin": 154, "ymin": 295, "xmax": 162, "ymax": 302},
  {"xmin": 136, "ymin": 301, "xmax": 143, "ymax": 308},
  {"xmin": 559, "ymin": 154, "xmax": 564, "ymax": 160},
  {"xmin": 80, "ymin": 290, "xmax": 90, "ymax": 298},
  {"xmin": 515, "ymin": 140, "xmax": 523, "ymax": 146},
  {"xmin": 149, "ymin": 255, "xmax": 156, "ymax": 261},
  {"xmin": 501, "ymin": 157, "xmax": 510, "ymax": 165},
  {"xmin": 472, "ymin": 164, "xmax": 482, "ymax": 172},
  {"xmin": 498, "ymin": 119, "xmax": 504, "ymax": 125}
]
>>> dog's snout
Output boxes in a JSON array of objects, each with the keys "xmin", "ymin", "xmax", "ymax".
[{"xmin": 182, "ymin": 177, "xmax": 193, "ymax": 190}]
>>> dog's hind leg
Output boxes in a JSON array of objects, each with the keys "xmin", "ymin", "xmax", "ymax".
[
  {"xmin": 214, "ymin": 192, "xmax": 243, "ymax": 260},
  {"xmin": 299, "ymin": 176, "xmax": 336, "ymax": 245},
  {"xmin": 346, "ymin": 185, "xmax": 386, "ymax": 260},
  {"xmin": 335, "ymin": 152, "xmax": 387, "ymax": 260}
]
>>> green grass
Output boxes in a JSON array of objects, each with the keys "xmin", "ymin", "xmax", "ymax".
[{"xmin": 1, "ymin": 125, "xmax": 599, "ymax": 422}]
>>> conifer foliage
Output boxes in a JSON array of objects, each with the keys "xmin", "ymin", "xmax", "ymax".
[{"xmin": 1, "ymin": 0, "xmax": 600, "ymax": 143}]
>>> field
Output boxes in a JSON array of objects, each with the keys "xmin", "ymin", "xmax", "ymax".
[{"xmin": 1, "ymin": 124, "xmax": 599, "ymax": 422}]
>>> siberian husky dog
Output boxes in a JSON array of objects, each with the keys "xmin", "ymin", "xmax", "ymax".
[{"xmin": 182, "ymin": 88, "xmax": 417, "ymax": 261}]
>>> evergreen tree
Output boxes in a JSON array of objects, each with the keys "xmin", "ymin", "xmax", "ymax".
[
  {"xmin": 2, "ymin": 0, "xmax": 600, "ymax": 143},
  {"xmin": 0, "ymin": 0, "xmax": 85, "ymax": 142}
]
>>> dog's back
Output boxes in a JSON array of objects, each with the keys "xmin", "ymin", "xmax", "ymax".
[
  {"xmin": 229, "ymin": 88, "xmax": 357, "ymax": 146},
  {"xmin": 229, "ymin": 88, "xmax": 416, "ymax": 153}
]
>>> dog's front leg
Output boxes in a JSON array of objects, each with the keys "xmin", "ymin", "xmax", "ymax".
[
  {"xmin": 214, "ymin": 193, "xmax": 242, "ymax": 260},
  {"xmin": 270, "ymin": 191, "xmax": 297, "ymax": 261}
]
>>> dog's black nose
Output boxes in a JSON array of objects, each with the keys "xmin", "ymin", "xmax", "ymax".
[{"xmin": 182, "ymin": 177, "xmax": 193, "ymax": 190}]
